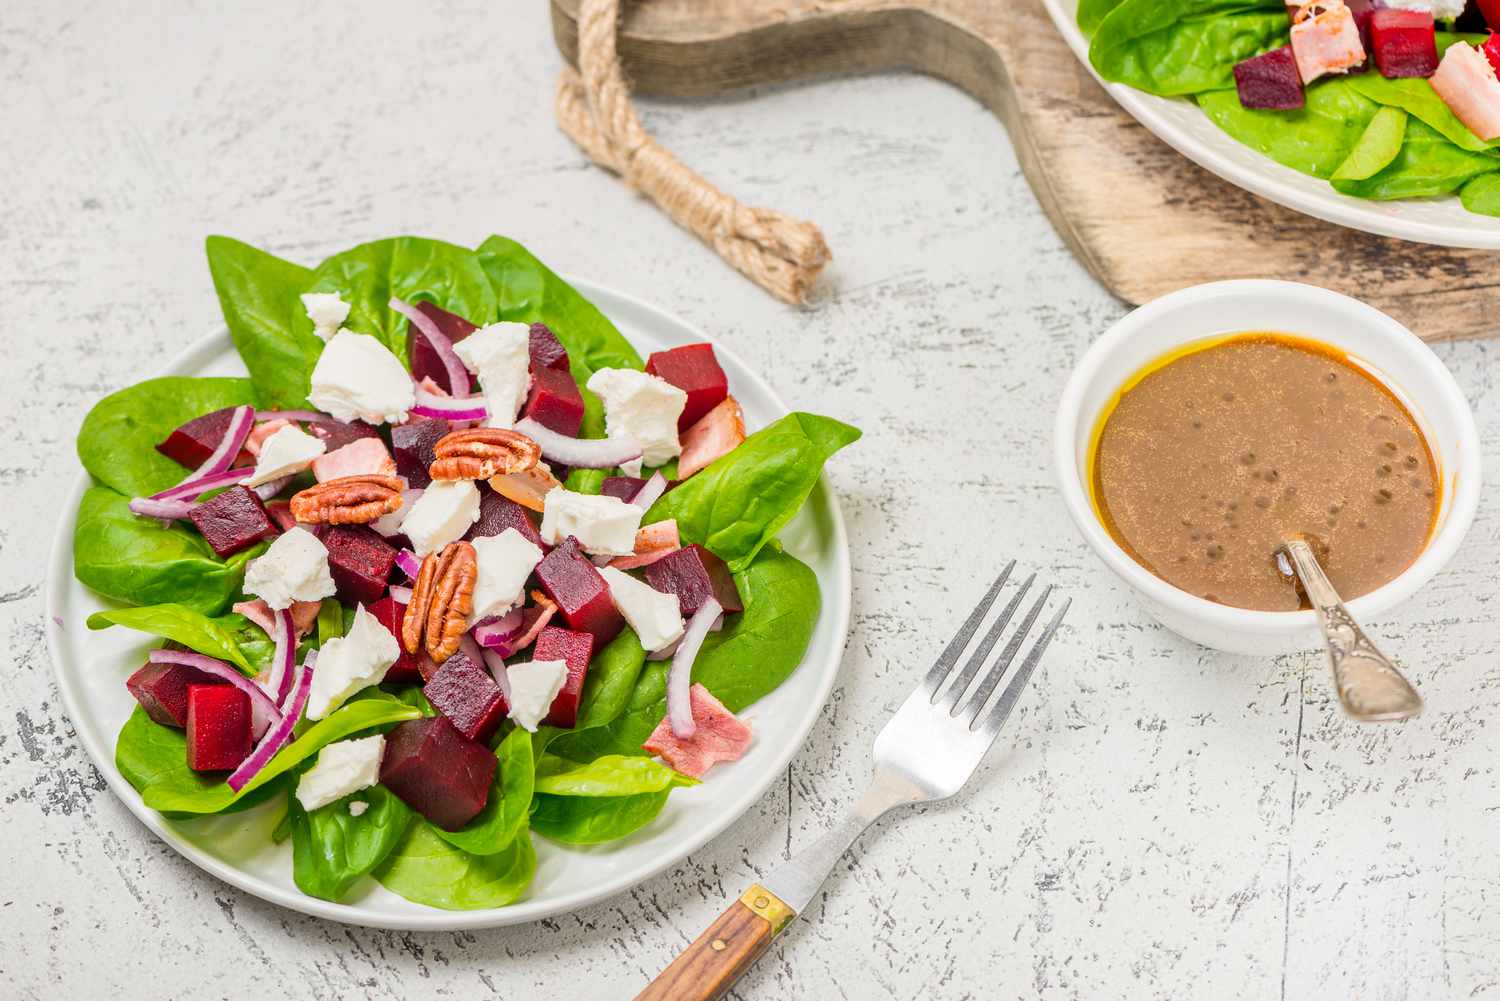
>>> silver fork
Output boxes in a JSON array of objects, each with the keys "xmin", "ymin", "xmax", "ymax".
[{"xmin": 634, "ymin": 563, "xmax": 1070, "ymax": 1001}]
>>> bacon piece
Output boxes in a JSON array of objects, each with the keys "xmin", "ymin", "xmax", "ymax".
[
  {"xmin": 1431, "ymin": 42, "xmax": 1500, "ymax": 142},
  {"xmin": 243, "ymin": 418, "xmax": 292, "ymax": 458},
  {"xmin": 489, "ymin": 464, "xmax": 561, "ymax": 512},
  {"xmin": 232, "ymin": 598, "xmax": 322, "ymax": 639},
  {"xmin": 1290, "ymin": 1, "xmax": 1366, "ymax": 84},
  {"xmin": 312, "ymin": 437, "xmax": 398, "ymax": 482},
  {"xmin": 507, "ymin": 590, "xmax": 558, "ymax": 654},
  {"xmin": 677, "ymin": 397, "xmax": 746, "ymax": 480},
  {"xmin": 642, "ymin": 684, "xmax": 752, "ymax": 779},
  {"xmin": 608, "ymin": 520, "xmax": 681, "ymax": 571}
]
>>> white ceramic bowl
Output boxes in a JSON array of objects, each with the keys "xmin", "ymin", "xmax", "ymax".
[{"xmin": 1054, "ymin": 280, "xmax": 1481, "ymax": 655}]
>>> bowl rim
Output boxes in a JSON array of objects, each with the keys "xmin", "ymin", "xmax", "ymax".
[{"xmin": 1053, "ymin": 279, "xmax": 1482, "ymax": 636}]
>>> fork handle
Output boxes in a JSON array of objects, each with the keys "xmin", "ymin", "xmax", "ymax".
[{"xmin": 633, "ymin": 885, "xmax": 796, "ymax": 1001}]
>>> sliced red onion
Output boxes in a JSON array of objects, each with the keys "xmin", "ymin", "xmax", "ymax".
[
  {"xmin": 150, "ymin": 466, "xmax": 251, "ymax": 502},
  {"xmin": 255, "ymin": 409, "xmax": 325, "ymax": 423},
  {"xmin": 148, "ymin": 649, "xmax": 281, "ymax": 740},
  {"xmin": 411, "ymin": 386, "xmax": 488, "ymax": 421},
  {"xmin": 394, "ymin": 549, "xmax": 422, "ymax": 580},
  {"xmin": 227, "ymin": 652, "xmax": 313, "ymax": 792},
  {"xmin": 667, "ymin": 597, "xmax": 723, "ymax": 739},
  {"xmin": 262, "ymin": 608, "xmax": 297, "ymax": 708},
  {"xmin": 480, "ymin": 647, "xmax": 512, "ymax": 706},
  {"xmin": 504, "ymin": 602, "xmax": 557, "ymax": 657},
  {"xmin": 253, "ymin": 475, "xmax": 292, "ymax": 501},
  {"xmin": 628, "ymin": 472, "xmax": 668, "ymax": 510},
  {"xmin": 391, "ymin": 296, "xmax": 470, "ymax": 396},
  {"xmin": 389, "ymin": 584, "xmax": 414, "ymax": 604},
  {"xmin": 183, "ymin": 404, "xmax": 255, "ymax": 486},
  {"xmin": 129, "ymin": 496, "xmax": 198, "ymax": 522},
  {"xmin": 472, "ymin": 606, "xmax": 525, "ymax": 649},
  {"xmin": 514, "ymin": 418, "xmax": 642, "ymax": 469}
]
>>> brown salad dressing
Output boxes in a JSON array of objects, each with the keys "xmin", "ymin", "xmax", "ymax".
[{"xmin": 1089, "ymin": 333, "xmax": 1440, "ymax": 612}]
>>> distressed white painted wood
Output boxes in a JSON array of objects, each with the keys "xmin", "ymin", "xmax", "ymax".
[{"xmin": 2, "ymin": 1, "xmax": 1497, "ymax": 998}]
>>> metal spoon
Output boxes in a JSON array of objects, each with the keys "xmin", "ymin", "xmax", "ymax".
[{"xmin": 1276, "ymin": 537, "xmax": 1422, "ymax": 722}]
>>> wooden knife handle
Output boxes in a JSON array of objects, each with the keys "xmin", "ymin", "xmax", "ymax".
[{"xmin": 633, "ymin": 884, "xmax": 796, "ymax": 1001}]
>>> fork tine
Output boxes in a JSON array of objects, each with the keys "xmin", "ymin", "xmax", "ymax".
[
  {"xmin": 972, "ymin": 597, "xmax": 1070, "ymax": 737},
  {"xmin": 934, "ymin": 572, "xmax": 1035, "ymax": 711},
  {"xmin": 918, "ymin": 562, "xmax": 1014, "ymax": 700},
  {"xmin": 956, "ymin": 585, "xmax": 1053, "ymax": 723}
]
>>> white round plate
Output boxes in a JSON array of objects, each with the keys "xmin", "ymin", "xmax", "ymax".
[
  {"xmin": 45, "ymin": 278, "xmax": 852, "ymax": 930},
  {"xmin": 1041, "ymin": 0, "xmax": 1500, "ymax": 249}
]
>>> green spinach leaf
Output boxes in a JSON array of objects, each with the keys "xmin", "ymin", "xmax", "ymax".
[
  {"xmin": 431, "ymin": 727, "xmax": 535, "ymax": 856},
  {"xmin": 1331, "ymin": 119, "xmax": 1500, "ymax": 200},
  {"xmin": 534, "ymin": 753, "xmax": 695, "ymax": 797},
  {"xmin": 1332, "ymin": 107, "xmax": 1408, "ymax": 183},
  {"xmin": 290, "ymin": 785, "xmax": 414, "ymax": 902},
  {"xmin": 1090, "ymin": 2, "xmax": 1287, "ymax": 96},
  {"xmin": 529, "ymin": 790, "xmax": 673, "ymax": 846},
  {"xmin": 374, "ymin": 820, "xmax": 536, "ymax": 910},
  {"xmin": 1348, "ymin": 72, "xmax": 1500, "ymax": 155},
  {"xmin": 205, "ymin": 236, "xmax": 320, "ymax": 409},
  {"xmin": 1461, "ymin": 173, "xmax": 1500, "ymax": 216},
  {"xmin": 1198, "ymin": 78, "xmax": 1381, "ymax": 179},
  {"xmin": 115, "ymin": 707, "xmax": 283, "ymax": 813},
  {"xmin": 87, "ymin": 603, "xmax": 256, "ymax": 672}
]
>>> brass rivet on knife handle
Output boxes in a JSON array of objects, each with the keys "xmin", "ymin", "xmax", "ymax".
[{"xmin": 739, "ymin": 883, "xmax": 795, "ymax": 935}]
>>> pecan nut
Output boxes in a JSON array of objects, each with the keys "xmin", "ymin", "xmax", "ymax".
[
  {"xmin": 401, "ymin": 541, "xmax": 477, "ymax": 663},
  {"xmin": 429, "ymin": 427, "xmax": 541, "ymax": 481},
  {"xmin": 289, "ymin": 475, "xmax": 404, "ymax": 525}
]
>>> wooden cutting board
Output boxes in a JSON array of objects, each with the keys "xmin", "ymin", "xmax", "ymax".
[{"xmin": 550, "ymin": 0, "xmax": 1497, "ymax": 340}]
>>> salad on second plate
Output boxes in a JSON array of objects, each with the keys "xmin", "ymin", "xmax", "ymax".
[{"xmin": 73, "ymin": 234, "xmax": 859, "ymax": 911}]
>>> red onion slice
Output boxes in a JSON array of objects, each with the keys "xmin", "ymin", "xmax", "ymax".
[
  {"xmin": 411, "ymin": 384, "xmax": 489, "ymax": 421},
  {"xmin": 186, "ymin": 405, "xmax": 255, "ymax": 484},
  {"xmin": 628, "ymin": 472, "xmax": 669, "ymax": 510},
  {"xmin": 514, "ymin": 418, "xmax": 642, "ymax": 469},
  {"xmin": 389, "ymin": 584, "xmax": 414, "ymax": 604},
  {"xmin": 394, "ymin": 549, "xmax": 422, "ymax": 580},
  {"xmin": 262, "ymin": 608, "xmax": 297, "ymax": 708},
  {"xmin": 227, "ymin": 651, "xmax": 313, "ymax": 792},
  {"xmin": 129, "ymin": 496, "xmax": 199, "ymax": 521},
  {"xmin": 150, "ymin": 466, "xmax": 252, "ymax": 502},
  {"xmin": 472, "ymin": 606, "xmax": 525, "ymax": 649},
  {"xmin": 148, "ymin": 649, "xmax": 282, "ymax": 740},
  {"xmin": 667, "ymin": 597, "xmax": 723, "ymax": 739},
  {"xmin": 480, "ymin": 647, "xmax": 512, "ymax": 706},
  {"xmin": 252, "ymin": 475, "xmax": 292, "ymax": 501},
  {"xmin": 391, "ymin": 296, "xmax": 470, "ymax": 396}
]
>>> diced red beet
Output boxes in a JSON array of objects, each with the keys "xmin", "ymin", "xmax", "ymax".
[
  {"xmin": 1477, "ymin": 0, "xmax": 1500, "ymax": 31},
  {"xmin": 643, "ymin": 544, "xmax": 743, "ymax": 616},
  {"xmin": 463, "ymin": 486, "xmax": 545, "ymax": 548},
  {"xmin": 1486, "ymin": 31, "xmax": 1500, "ymax": 75},
  {"xmin": 1371, "ymin": 8, "xmax": 1437, "ymax": 78},
  {"xmin": 185, "ymin": 683, "xmax": 251, "ymax": 771},
  {"xmin": 522, "ymin": 366, "xmax": 585, "ymax": 437},
  {"xmin": 187, "ymin": 485, "xmax": 278, "ymax": 558},
  {"xmin": 407, "ymin": 301, "xmax": 477, "ymax": 395},
  {"xmin": 600, "ymin": 476, "xmax": 647, "ymax": 502},
  {"xmin": 126, "ymin": 661, "xmax": 221, "ymax": 728},
  {"xmin": 1345, "ymin": 0, "xmax": 1376, "ymax": 70},
  {"xmin": 423, "ymin": 648, "xmax": 508, "ymax": 742},
  {"xmin": 1234, "ymin": 46, "xmax": 1305, "ymax": 110},
  {"xmin": 380, "ymin": 716, "xmax": 496, "ymax": 830},
  {"xmin": 156, "ymin": 407, "xmax": 241, "ymax": 469},
  {"xmin": 321, "ymin": 525, "xmax": 397, "ymax": 606},
  {"xmin": 533, "ymin": 626, "xmax": 595, "ymax": 728},
  {"xmin": 528, "ymin": 322, "xmax": 570, "ymax": 372},
  {"xmin": 535, "ymin": 537, "xmax": 624, "ymax": 645},
  {"xmin": 367, "ymin": 595, "xmax": 422, "ymax": 683},
  {"xmin": 392, "ymin": 418, "xmax": 450, "ymax": 490},
  {"xmin": 308, "ymin": 418, "xmax": 380, "ymax": 453},
  {"xmin": 646, "ymin": 344, "xmax": 729, "ymax": 431}
]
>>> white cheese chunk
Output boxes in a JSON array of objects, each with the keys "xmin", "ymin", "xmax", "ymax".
[
  {"xmin": 470, "ymin": 528, "xmax": 544, "ymax": 623},
  {"xmin": 400, "ymin": 479, "xmax": 480, "ymax": 556},
  {"xmin": 246, "ymin": 423, "xmax": 326, "ymax": 487},
  {"xmin": 600, "ymin": 566, "xmax": 684, "ymax": 652},
  {"xmin": 243, "ymin": 526, "xmax": 335, "ymax": 610},
  {"xmin": 348, "ymin": 800, "xmax": 369, "ymax": 817},
  {"xmin": 540, "ymin": 488, "xmax": 643, "ymax": 556},
  {"xmin": 586, "ymin": 368, "xmax": 687, "ymax": 468},
  {"xmin": 454, "ymin": 321, "xmax": 531, "ymax": 429},
  {"xmin": 300, "ymin": 292, "xmax": 351, "ymax": 342},
  {"xmin": 308, "ymin": 330, "xmax": 416, "ymax": 425},
  {"xmin": 305, "ymin": 603, "xmax": 399, "ymax": 720},
  {"xmin": 1379, "ymin": 0, "xmax": 1466, "ymax": 19},
  {"xmin": 295, "ymin": 734, "xmax": 385, "ymax": 811},
  {"xmin": 506, "ymin": 659, "xmax": 568, "ymax": 732}
]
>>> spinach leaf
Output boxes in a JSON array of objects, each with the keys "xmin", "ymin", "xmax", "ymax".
[
  {"xmin": 1461, "ymin": 173, "xmax": 1500, "ymax": 216},
  {"xmin": 534, "ymin": 753, "xmax": 695, "ymax": 797},
  {"xmin": 76, "ymin": 376, "xmax": 259, "ymax": 497},
  {"xmin": 305, "ymin": 237, "xmax": 498, "ymax": 363},
  {"xmin": 529, "ymin": 790, "xmax": 673, "ymax": 846},
  {"xmin": 205, "ymin": 236, "xmax": 320, "ymax": 409},
  {"xmin": 431, "ymin": 727, "xmax": 534, "ymax": 856},
  {"xmin": 374, "ymin": 820, "xmax": 536, "ymax": 910},
  {"xmin": 1348, "ymin": 73, "xmax": 1500, "ymax": 156},
  {"xmin": 141, "ymin": 697, "xmax": 422, "ymax": 814},
  {"xmin": 1331, "ymin": 119, "xmax": 1500, "ymax": 200},
  {"xmin": 87, "ymin": 603, "xmax": 255, "ymax": 672},
  {"xmin": 1332, "ymin": 107, "xmax": 1408, "ymax": 183},
  {"xmin": 1079, "ymin": 0, "xmax": 1130, "ymax": 37},
  {"xmin": 74, "ymin": 487, "xmax": 265, "ymax": 616},
  {"xmin": 1090, "ymin": 2, "xmax": 1287, "ymax": 96},
  {"xmin": 547, "ymin": 549, "xmax": 819, "ymax": 761},
  {"xmin": 1198, "ymin": 78, "xmax": 1380, "ymax": 178},
  {"xmin": 290, "ymin": 785, "xmax": 414, "ymax": 902},
  {"xmin": 316, "ymin": 598, "xmax": 345, "ymax": 647},
  {"xmin": 645, "ymin": 412, "xmax": 859, "ymax": 571},
  {"xmin": 115, "ymin": 707, "xmax": 283, "ymax": 813},
  {"xmin": 572, "ymin": 628, "xmax": 647, "ymax": 732}
]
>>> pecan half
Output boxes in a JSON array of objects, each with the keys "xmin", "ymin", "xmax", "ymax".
[
  {"xmin": 400, "ymin": 541, "xmax": 477, "ymax": 663},
  {"xmin": 429, "ymin": 427, "xmax": 541, "ymax": 481},
  {"xmin": 289, "ymin": 474, "xmax": 404, "ymax": 525}
]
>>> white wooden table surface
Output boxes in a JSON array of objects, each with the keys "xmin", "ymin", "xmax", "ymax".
[{"xmin": 5, "ymin": 2, "xmax": 1499, "ymax": 998}]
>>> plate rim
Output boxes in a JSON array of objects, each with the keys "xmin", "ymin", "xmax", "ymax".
[
  {"xmin": 1039, "ymin": 0, "xmax": 1500, "ymax": 250},
  {"xmin": 43, "ymin": 275, "xmax": 853, "ymax": 930}
]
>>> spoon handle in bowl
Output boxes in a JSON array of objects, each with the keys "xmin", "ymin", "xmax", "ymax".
[{"xmin": 1281, "ymin": 539, "xmax": 1423, "ymax": 722}]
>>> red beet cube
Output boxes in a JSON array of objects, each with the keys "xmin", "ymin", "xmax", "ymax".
[
  {"xmin": 528, "ymin": 322, "xmax": 570, "ymax": 372},
  {"xmin": 156, "ymin": 407, "xmax": 241, "ymax": 469},
  {"xmin": 322, "ymin": 525, "xmax": 398, "ymax": 606},
  {"xmin": 535, "ymin": 538, "xmax": 624, "ymax": 645},
  {"xmin": 188, "ymin": 485, "xmax": 278, "ymax": 557},
  {"xmin": 423, "ymin": 648, "xmax": 507, "ymax": 742},
  {"xmin": 644, "ymin": 544, "xmax": 743, "ymax": 617},
  {"xmin": 407, "ymin": 301, "xmax": 477, "ymax": 395},
  {"xmin": 381, "ymin": 716, "xmax": 496, "ymax": 830},
  {"xmin": 1481, "ymin": 0, "xmax": 1500, "ymax": 29},
  {"xmin": 464, "ymin": 486, "xmax": 544, "ymax": 548},
  {"xmin": 646, "ymin": 344, "xmax": 729, "ymax": 431},
  {"xmin": 264, "ymin": 499, "xmax": 299, "ymax": 532},
  {"xmin": 600, "ymin": 476, "xmax": 647, "ymax": 502},
  {"xmin": 522, "ymin": 365, "xmax": 585, "ymax": 437},
  {"xmin": 1371, "ymin": 8, "xmax": 1437, "ymax": 78},
  {"xmin": 185, "ymin": 683, "xmax": 251, "ymax": 771},
  {"xmin": 308, "ymin": 418, "xmax": 380, "ymax": 452},
  {"xmin": 392, "ymin": 418, "xmax": 450, "ymax": 489},
  {"xmin": 1234, "ymin": 46, "xmax": 1304, "ymax": 110},
  {"xmin": 126, "ymin": 662, "xmax": 221, "ymax": 728},
  {"xmin": 533, "ymin": 627, "xmax": 595, "ymax": 728},
  {"xmin": 1345, "ymin": 0, "xmax": 1375, "ymax": 70},
  {"xmin": 367, "ymin": 595, "xmax": 422, "ymax": 683},
  {"xmin": 1485, "ymin": 31, "xmax": 1500, "ymax": 75}
]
